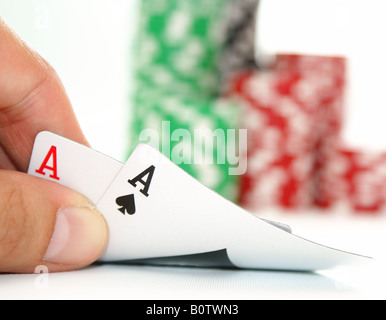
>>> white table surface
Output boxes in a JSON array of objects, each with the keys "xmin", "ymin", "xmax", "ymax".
[{"xmin": 1, "ymin": 211, "xmax": 385, "ymax": 300}]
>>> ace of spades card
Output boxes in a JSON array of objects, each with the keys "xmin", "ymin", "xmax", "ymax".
[{"xmin": 28, "ymin": 132, "xmax": 372, "ymax": 271}]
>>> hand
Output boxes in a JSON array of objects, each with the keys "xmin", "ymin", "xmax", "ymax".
[{"xmin": 0, "ymin": 18, "xmax": 108, "ymax": 273}]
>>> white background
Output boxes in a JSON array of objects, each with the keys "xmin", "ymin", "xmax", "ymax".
[{"xmin": 1, "ymin": 0, "xmax": 386, "ymax": 300}]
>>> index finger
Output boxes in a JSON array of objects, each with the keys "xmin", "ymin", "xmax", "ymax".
[{"xmin": 0, "ymin": 18, "xmax": 89, "ymax": 171}]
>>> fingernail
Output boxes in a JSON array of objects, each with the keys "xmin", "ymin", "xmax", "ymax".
[{"xmin": 43, "ymin": 207, "xmax": 108, "ymax": 265}]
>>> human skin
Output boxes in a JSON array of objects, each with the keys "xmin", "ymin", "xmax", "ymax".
[{"xmin": 0, "ymin": 18, "xmax": 108, "ymax": 274}]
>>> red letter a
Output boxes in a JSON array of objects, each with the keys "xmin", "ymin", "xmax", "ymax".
[{"xmin": 35, "ymin": 145, "xmax": 60, "ymax": 180}]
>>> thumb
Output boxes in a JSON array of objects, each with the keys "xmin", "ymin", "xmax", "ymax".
[{"xmin": 0, "ymin": 170, "xmax": 108, "ymax": 273}]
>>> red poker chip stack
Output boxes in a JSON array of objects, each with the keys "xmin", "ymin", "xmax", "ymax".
[{"xmin": 228, "ymin": 54, "xmax": 347, "ymax": 212}]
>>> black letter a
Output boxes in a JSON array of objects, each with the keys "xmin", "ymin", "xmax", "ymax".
[{"xmin": 128, "ymin": 165, "xmax": 155, "ymax": 197}]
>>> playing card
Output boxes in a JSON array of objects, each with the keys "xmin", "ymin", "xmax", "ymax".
[
  {"xmin": 27, "ymin": 131, "xmax": 123, "ymax": 204},
  {"xmin": 96, "ymin": 143, "xmax": 371, "ymax": 271}
]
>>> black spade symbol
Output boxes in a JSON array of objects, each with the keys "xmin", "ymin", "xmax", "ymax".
[{"xmin": 115, "ymin": 194, "xmax": 136, "ymax": 215}]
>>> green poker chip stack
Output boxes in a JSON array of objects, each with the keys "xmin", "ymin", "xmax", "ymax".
[{"xmin": 129, "ymin": 0, "xmax": 242, "ymax": 202}]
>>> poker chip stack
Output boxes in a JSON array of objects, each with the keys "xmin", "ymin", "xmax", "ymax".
[
  {"xmin": 276, "ymin": 55, "xmax": 386, "ymax": 214},
  {"xmin": 129, "ymin": 0, "xmax": 241, "ymax": 202},
  {"xmin": 228, "ymin": 54, "xmax": 347, "ymax": 212},
  {"xmin": 130, "ymin": 0, "xmax": 386, "ymax": 214}
]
